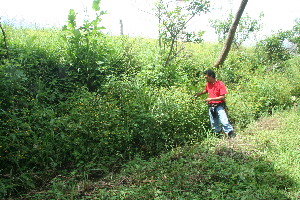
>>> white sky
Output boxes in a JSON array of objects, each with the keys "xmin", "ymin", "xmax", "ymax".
[{"xmin": 0, "ymin": 0, "xmax": 299, "ymax": 44}]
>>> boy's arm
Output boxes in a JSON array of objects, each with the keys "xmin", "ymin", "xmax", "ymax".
[
  {"xmin": 195, "ymin": 90, "xmax": 207, "ymax": 97},
  {"xmin": 205, "ymin": 95, "xmax": 225, "ymax": 102}
]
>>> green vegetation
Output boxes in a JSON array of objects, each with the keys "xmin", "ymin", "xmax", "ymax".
[
  {"xmin": 0, "ymin": 4, "xmax": 299, "ymax": 198},
  {"xmin": 92, "ymin": 109, "xmax": 300, "ymax": 199},
  {"xmin": 155, "ymin": 0, "xmax": 210, "ymax": 67},
  {"xmin": 18, "ymin": 109, "xmax": 300, "ymax": 199},
  {"xmin": 210, "ymin": 11, "xmax": 264, "ymax": 47}
]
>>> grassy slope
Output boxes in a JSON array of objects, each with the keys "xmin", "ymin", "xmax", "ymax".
[
  {"xmin": 22, "ymin": 109, "xmax": 300, "ymax": 199},
  {"xmin": 87, "ymin": 108, "xmax": 299, "ymax": 200}
]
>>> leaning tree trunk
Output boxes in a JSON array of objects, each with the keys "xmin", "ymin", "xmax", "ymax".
[{"xmin": 213, "ymin": 0, "xmax": 248, "ymax": 68}]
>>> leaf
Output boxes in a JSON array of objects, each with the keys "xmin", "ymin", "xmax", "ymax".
[
  {"xmin": 68, "ymin": 9, "xmax": 76, "ymax": 29},
  {"xmin": 92, "ymin": 0, "xmax": 101, "ymax": 11},
  {"xmin": 26, "ymin": 36, "xmax": 37, "ymax": 47}
]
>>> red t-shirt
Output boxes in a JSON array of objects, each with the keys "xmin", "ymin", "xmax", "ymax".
[{"xmin": 205, "ymin": 80, "xmax": 228, "ymax": 104}]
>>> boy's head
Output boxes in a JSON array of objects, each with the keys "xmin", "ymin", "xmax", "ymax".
[{"xmin": 204, "ymin": 69, "xmax": 216, "ymax": 79}]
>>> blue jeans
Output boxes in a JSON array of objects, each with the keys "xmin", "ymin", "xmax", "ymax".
[{"xmin": 208, "ymin": 105, "xmax": 234, "ymax": 134}]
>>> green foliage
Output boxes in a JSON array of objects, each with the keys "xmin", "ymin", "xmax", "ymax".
[
  {"xmin": 92, "ymin": 0, "xmax": 101, "ymax": 11},
  {"xmin": 1, "ymin": 6, "xmax": 299, "ymax": 198},
  {"xmin": 0, "ymin": 22, "xmax": 9, "ymax": 59},
  {"xmin": 256, "ymin": 31, "xmax": 292, "ymax": 64},
  {"xmin": 285, "ymin": 56, "xmax": 300, "ymax": 97},
  {"xmin": 212, "ymin": 49, "xmax": 296, "ymax": 128},
  {"xmin": 61, "ymin": 8, "xmax": 142, "ymax": 92},
  {"xmin": 61, "ymin": 8, "xmax": 107, "ymax": 91},
  {"xmin": 102, "ymin": 79, "xmax": 209, "ymax": 156},
  {"xmin": 288, "ymin": 18, "xmax": 300, "ymax": 54},
  {"xmin": 155, "ymin": 0, "xmax": 210, "ymax": 67},
  {"xmin": 71, "ymin": 110, "xmax": 299, "ymax": 199},
  {"xmin": 210, "ymin": 11, "xmax": 264, "ymax": 47},
  {"xmin": 228, "ymin": 73, "xmax": 293, "ymax": 128}
]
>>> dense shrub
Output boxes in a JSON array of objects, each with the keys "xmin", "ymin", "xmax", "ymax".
[
  {"xmin": 255, "ymin": 31, "xmax": 292, "ymax": 64},
  {"xmin": 228, "ymin": 72, "xmax": 294, "ymax": 128},
  {"xmin": 284, "ymin": 56, "xmax": 300, "ymax": 97},
  {"xmin": 102, "ymin": 79, "xmax": 210, "ymax": 155}
]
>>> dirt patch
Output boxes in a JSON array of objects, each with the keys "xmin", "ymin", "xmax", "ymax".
[
  {"xmin": 245, "ymin": 117, "xmax": 282, "ymax": 135},
  {"xmin": 255, "ymin": 118, "xmax": 281, "ymax": 131},
  {"xmin": 215, "ymin": 117, "xmax": 282, "ymax": 155}
]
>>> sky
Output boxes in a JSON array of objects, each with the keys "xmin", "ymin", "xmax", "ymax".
[{"xmin": 1, "ymin": 0, "xmax": 299, "ymax": 44}]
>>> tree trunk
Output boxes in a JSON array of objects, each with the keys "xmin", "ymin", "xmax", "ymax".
[
  {"xmin": 119, "ymin": 19, "xmax": 124, "ymax": 35},
  {"xmin": 0, "ymin": 18, "xmax": 9, "ymax": 58},
  {"xmin": 213, "ymin": 0, "xmax": 248, "ymax": 68}
]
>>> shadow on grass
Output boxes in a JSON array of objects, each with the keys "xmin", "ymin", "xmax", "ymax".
[
  {"xmin": 17, "ymin": 141, "xmax": 299, "ymax": 200},
  {"xmin": 194, "ymin": 145, "xmax": 298, "ymax": 199},
  {"xmin": 92, "ymin": 143, "xmax": 298, "ymax": 200}
]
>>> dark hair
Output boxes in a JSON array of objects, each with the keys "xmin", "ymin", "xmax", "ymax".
[{"xmin": 204, "ymin": 69, "xmax": 216, "ymax": 79}]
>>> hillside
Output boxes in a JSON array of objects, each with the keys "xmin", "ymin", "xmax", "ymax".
[
  {"xmin": 1, "ymin": 24, "xmax": 299, "ymax": 199},
  {"xmin": 21, "ymin": 108, "xmax": 300, "ymax": 199}
]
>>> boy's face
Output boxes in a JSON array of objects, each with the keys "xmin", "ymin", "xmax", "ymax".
[{"xmin": 205, "ymin": 75, "xmax": 214, "ymax": 83}]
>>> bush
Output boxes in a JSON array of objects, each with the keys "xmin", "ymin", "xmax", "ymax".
[
  {"xmin": 255, "ymin": 31, "xmax": 292, "ymax": 64},
  {"xmin": 102, "ymin": 78, "xmax": 210, "ymax": 156},
  {"xmin": 228, "ymin": 72, "xmax": 293, "ymax": 128}
]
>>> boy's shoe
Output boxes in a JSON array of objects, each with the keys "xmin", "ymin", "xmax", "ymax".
[{"xmin": 228, "ymin": 130, "xmax": 236, "ymax": 138}]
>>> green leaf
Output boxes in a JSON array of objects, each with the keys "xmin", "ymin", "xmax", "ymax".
[
  {"xmin": 92, "ymin": 0, "xmax": 101, "ymax": 11},
  {"xmin": 68, "ymin": 9, "xmax": 77, "ymax": 29}
]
